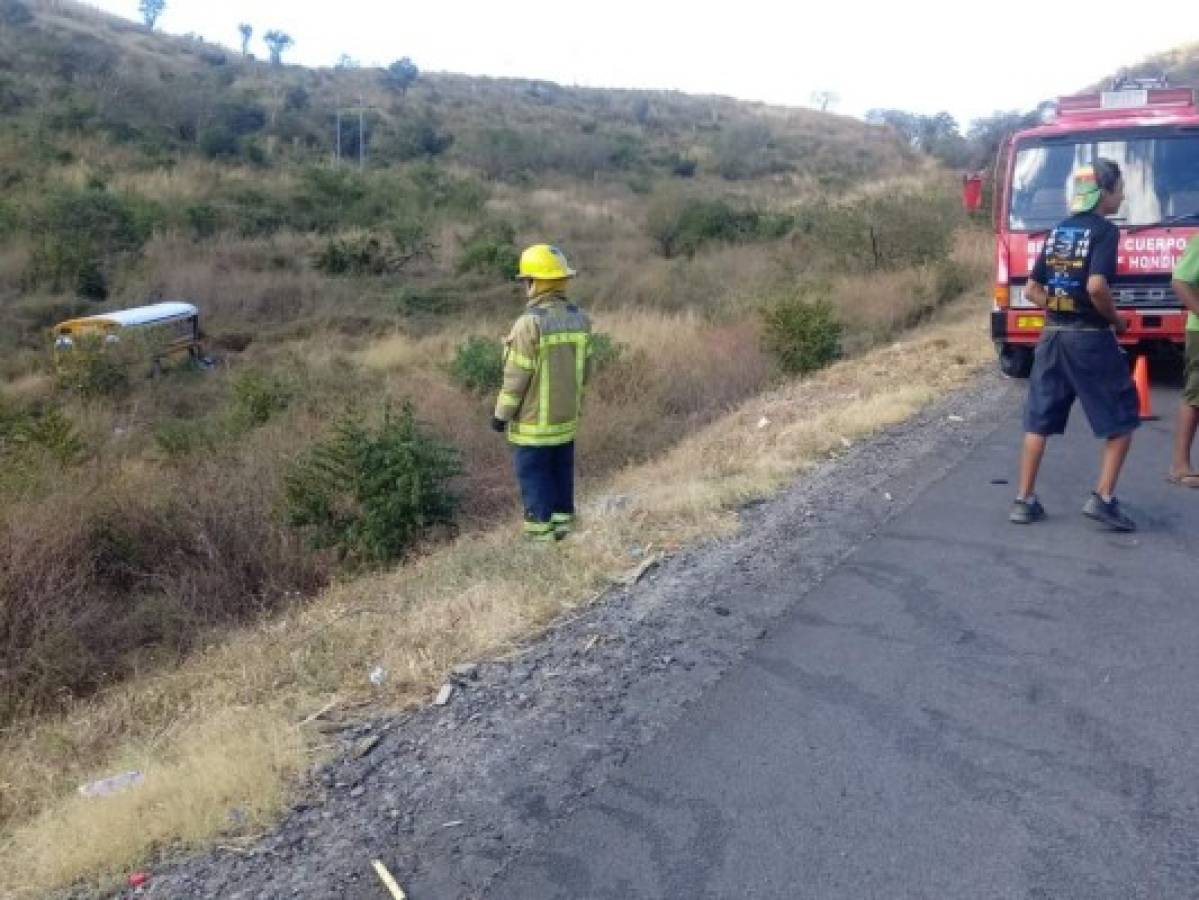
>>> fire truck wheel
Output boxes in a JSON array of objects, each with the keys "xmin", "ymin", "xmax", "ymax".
[{"xmin": 998, "ymin": 344, "xmax": 1033, "ymax": 379}]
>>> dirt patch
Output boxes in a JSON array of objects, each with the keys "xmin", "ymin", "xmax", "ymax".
[{"xmin": 122, "ymin": 371, "xmax": 1019, "ymax": 900}]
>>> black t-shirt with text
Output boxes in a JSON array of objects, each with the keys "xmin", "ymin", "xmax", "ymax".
[{"xmin": 1030, "ymin": 211, "xmax": 1119, "ymax": 327}]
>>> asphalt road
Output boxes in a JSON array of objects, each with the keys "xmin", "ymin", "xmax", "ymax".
[{"xmin": 486, "ymin": 382, "xmax": 1199, "ymax": 900}]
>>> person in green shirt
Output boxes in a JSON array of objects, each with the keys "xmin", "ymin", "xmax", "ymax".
[{"xmin": 1169, "ymin": 239, "xmax": 1199, "ymax": 486}]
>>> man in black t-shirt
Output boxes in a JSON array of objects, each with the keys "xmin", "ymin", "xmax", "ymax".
[{"xmin": 1010, "ymin": 159, "xmax": 1140, "ymax": 531}]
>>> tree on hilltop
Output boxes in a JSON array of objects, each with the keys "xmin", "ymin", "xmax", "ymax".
[
  {"xmin": 810, "ymin": 90, "xmax": 839, "ymax": 112},
  {"xmin": 138, "ymin": 0, "xmax": 165, "ymax": 29},
  {"xmin": 384, "ymin": 57, "xmax": 419, "ymax": 95},
  {"xmin": 263, "ymin": 30, "xmax": 294, "ymax": 66},
  {"xmin": 238, "ymin": 23, "xmax": 253, "ymax": 57}
]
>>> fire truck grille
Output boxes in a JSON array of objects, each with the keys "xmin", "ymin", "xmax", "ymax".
[{"xmin": 1111, "ymin": 284, "xmax": 1181, "ymax": 307}]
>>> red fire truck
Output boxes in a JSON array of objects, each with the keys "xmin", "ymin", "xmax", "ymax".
[{"xmin": 991, "ymin": 77, "xmax": 1199, "ymax": 377}]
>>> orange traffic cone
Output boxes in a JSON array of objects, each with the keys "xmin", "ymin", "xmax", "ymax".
[{"xmin": 1133, "ymin": 355, "xmax": 1157, "ymax": 421}]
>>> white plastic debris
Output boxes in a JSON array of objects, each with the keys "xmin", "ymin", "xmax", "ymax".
[
  {"xmin": 434, "ymin": 684, "xmax": 454, "ymax": 706},
  {"xmin": 757, "ymin": 416, "xmax": 770, "ymax": 430},
  {"xmin": 947, "ymin": 414, "xmax": 965, "ymax": 423},
  {"xmin": 884, "ymin": 492, "xmax": 893, "ymax": 502},
  {"xmin": 839, "ymin": 436, "xmax": 852, "ymax": 448},
  {"xmin": 368, "ymin": 666, "xmax": 387, "ymax": 687},
  {"xmin": 78, "ymin": 770, "xmax": 144, "ymax": 798}
]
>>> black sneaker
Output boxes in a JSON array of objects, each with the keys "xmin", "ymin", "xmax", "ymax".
[
  {"xmin": 1081, "ymin": 493, "xmax": 1136, "ymax": 532},
  {"xmin": 1009, "ymin": 497, "xmax": 1046, "ymax": 524}
]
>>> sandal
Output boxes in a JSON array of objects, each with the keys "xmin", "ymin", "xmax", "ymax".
[{"xmin": 1166, "ymin": 472, "xmax": 1199, "ymax": 488}]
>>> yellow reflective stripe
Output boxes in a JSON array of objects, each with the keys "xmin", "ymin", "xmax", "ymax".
[
  {"xmin": 507, "ymin": 430, "xmax": 576, "ymax": 447},
  {"xmin": 523, "ymin": 520, "xmax": 554, "ymax": 534},
  {"xmin": 510, "ymin": 420, "xmax": 576, "ymax": 436},
  {"xmin": 497, "ymin": 390, "xmax": 522, "ymax": 409},
  {"xmin": 539, "ymin": 343, "xmax": 551, "ymax": 428},
  {"xmin": 540, "ymin": 331, "xmax": 588, "ymax": 347},
  {"xmin": 507, "ymin": 350, "xmax": 535, "ymax": 371},
  {"xmin": 550, "ymin": 513, "xmax": 574, "ymax": 524},
  {"xmin": 574, "ymin": 335, "xmax": 587, "ymax": 409}
]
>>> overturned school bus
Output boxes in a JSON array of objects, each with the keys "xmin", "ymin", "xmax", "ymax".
[{"xmin": 52, "ymin": 302, "xmax": 204, "ymax": 374}]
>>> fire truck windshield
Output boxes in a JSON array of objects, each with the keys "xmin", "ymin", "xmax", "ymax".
[{"xmin": 1008, "ymin": 131, "xmax": 1199, "ymax": 231}]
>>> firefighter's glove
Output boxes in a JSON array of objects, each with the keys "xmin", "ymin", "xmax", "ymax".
[{"xmin": 490, "ymin": 416, "xmax": 507, "ymax": 433}]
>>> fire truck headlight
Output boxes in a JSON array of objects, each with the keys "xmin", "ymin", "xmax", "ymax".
[{"xmin": 1009, "ymin": 285, "xmax": 1038, "ymax": 309}]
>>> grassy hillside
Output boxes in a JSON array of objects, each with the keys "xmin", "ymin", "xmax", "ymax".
[
  {"xmin": 0, "ymin": 0, "xmax": 971, "ymax": 726},
  {"xmin": 0, "ymin": 3, "xmax": 986, "ymax": 893}
]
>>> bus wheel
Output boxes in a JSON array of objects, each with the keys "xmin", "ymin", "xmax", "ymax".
[{"xmin": 998, "ymin": 344, "xmax": 1033, "ymax": 379}]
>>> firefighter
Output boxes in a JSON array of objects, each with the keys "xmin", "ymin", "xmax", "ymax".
[
  {"xmin": 491, "ymin": 244, "xmax": 592, "ymax": 541},
  {"xmin": 1010, "ymin": 159, "xmax": 1139, "ymax": 531},
  {"xmin": 1168, "ymin": 238, "xmax": 1199, "ymax": 486}
]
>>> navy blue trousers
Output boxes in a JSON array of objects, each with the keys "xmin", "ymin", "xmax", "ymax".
[{"xmin": 513, "ymin": 442, "xmax": 575, "ymax": 526}]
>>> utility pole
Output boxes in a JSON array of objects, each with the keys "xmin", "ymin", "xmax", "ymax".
[{"xmin": 333, "ymin": 102, "xmax": 372, "ymax": 168}]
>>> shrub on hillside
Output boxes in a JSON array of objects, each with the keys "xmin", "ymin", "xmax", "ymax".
[
  {"xmin": 199, "ymin": 126, "xmax": 240, "ymax": 159},
  {"xmin": 0, "ymin": 402, "xmax": 84, "ymax": 472},
  {"xmin": 646, "ymin": 195, "xmax": 792, "ymax": 258},
  {"xmin": 27, "ymin": 187, "xmax": 156, "ymax": 292},
  {"xmin": 457, "ymin": 221, "xmax": 519, "ymax": 280},
  {"xmin": 385, "ymin": 115, "xmax": 454, "ymax": 161},
  {"xmin": 760, "ymin": 288, "xmax": 843, "ymax": 375},
  {"xmin": 789, "ymin": 189, "xmax": 962, "ymax": 273},
  {"xmin": 588, "ymin": 332, "xmax": 623, "ymax": 370},
  {"xmin": 53, "ymin": 335, "xmax": 131, "ymax": 398},
  {"xmin": 449, "ymin": 336, "xmax": 503, "ymax": 394},
  {"xmin": 284, "ymin": 405, "xmax": 461, "ymax": 567},
  {"xmin": 314, "ymin": 232, "xmax": 392, "ymax": 276},
  {"xmin": 229, "ymin": 370, "xmax": 293, "ymax": 429}
]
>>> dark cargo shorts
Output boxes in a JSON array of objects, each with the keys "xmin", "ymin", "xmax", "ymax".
[
  {"xmin": 1185, "ymin": 332, "xmax": 1199, "ymax": 408},
  {"xmin": 1023, "ymin": 328, "xmax": 1140, "ymax": 438}
]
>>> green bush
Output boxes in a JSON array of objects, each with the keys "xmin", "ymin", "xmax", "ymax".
[
  {"xmin": 449, "ymin": 336, "xmax": 503, "ymax": 393},
  {"xmin": 457, "ymin": 221, "xmax": 519, "ymax": 280},
  {"xmin": 285, "ymin": 405, "xmax": 461, "ymax": 567},
  {"xmin": 229, "ymin": 370, "xmax": 292, "ymax": 428},
  {"xmin": 28, "ymin": 187, "xmax": 155, "ymax": 292},
  {"xmin": 588, "ymin": 332, "xmax": 623, "ymax": 370},
  {"xmin": 313, "ymin": 233, "xmax": 394, "ymax": 276},
  {"xmin": 53, "ymin": 335, "xmax": 131, "ymax": 398},
  {"xmin": 789, "ymin": 189, "xmax": 961, "ymax": 273},
  {"xmin": 185, "ymin": 202, "xmax": 222, "ymax": 238},
  {"xmin": 646, "ymin": 196, "xmax": 792, "ymax": 258},
  {"xmin": 199, "ymin": 126, "xmax": 240, "ymax": 159},
  {"xmin": 0, "ymin": 403, "xmax": 84, "ymax": 467},
  {"xmin": 386, "ymin": 115, "xmax": 454, "ymax": 161},
  {"xmin": 760, "ymin": 289, "xmax": 843, "ymax": 375},
  {"xmin": 153, "ymin": 418, "xmax": 221, "ymax": 458}
]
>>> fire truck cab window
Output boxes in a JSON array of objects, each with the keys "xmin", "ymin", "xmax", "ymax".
[{"xmin": 1009, "ymin": 134, "xmax": 1199, "ymax": 231}]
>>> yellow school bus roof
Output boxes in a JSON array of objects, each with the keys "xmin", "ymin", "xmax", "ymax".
[{"xmin": 53, "ymin": 302, "xmax": 198, "ymax": 334}]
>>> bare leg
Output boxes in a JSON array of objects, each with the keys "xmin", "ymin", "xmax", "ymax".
[
  {"xmin": 1170, "ymin": 402, "xmax": 1199, "ymax": 478},
  {"xmin": 1017, "ymin": 433, "xmax": 1048, "ymax": 499},
  {"xmin": 1095, "ymin": 432, "xmax": 1133, "ymax": 498}
]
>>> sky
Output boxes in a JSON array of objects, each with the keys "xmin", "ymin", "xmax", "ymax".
[{"xmin": 87, "ymin": 0, "xmax": 1194, "ymax": 126}]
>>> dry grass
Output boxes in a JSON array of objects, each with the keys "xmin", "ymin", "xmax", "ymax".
[
  {"xmin": 0, "ymin": 291, "xmax": 994, "ymax": 898},
  {"xmin": 3, "ymin": 709, "xmax": 301, "ymax": 897}
]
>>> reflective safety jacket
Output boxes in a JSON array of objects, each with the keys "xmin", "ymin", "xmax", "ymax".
[{"xmin": 494, "ymin": 292, "xmax": 592, "ymax": 446}]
